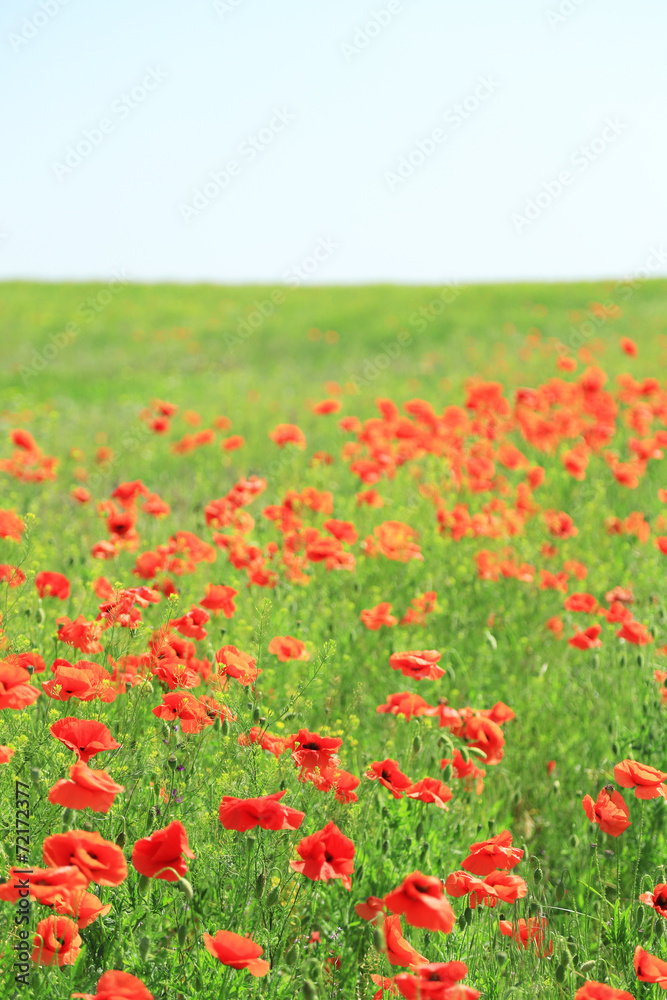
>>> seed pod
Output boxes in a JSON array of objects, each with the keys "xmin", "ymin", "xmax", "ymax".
[
  {"xmin": 285, "ymin": 944, "xmax": 299, "ymax": 966},
  {"xmin": 373, "ymin": 927, "xmax": 385, "ymax": 953}
]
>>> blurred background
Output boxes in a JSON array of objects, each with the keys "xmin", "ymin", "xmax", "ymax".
[{"xmin": 2, "ymin": 0, "xmax": 667, "ymax": 284}]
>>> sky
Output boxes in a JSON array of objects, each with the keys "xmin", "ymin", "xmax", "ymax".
[{"xmin": 2, "ymin": 0, "xmax": 667, "ymax": 285}]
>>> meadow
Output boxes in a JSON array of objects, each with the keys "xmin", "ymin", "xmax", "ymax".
[{"xmin": 1, "ymin": 278, "xmax": 667, "ymax": 999}]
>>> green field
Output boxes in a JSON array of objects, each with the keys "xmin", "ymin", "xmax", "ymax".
[{"xmin": 1, "ymin": 279, "xmax": 667, "ymax": 999}]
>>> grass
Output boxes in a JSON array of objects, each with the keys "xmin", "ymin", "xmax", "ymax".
[{"xmin": 1, "ymin": 279, "xmax": 667, "ymax": 998}]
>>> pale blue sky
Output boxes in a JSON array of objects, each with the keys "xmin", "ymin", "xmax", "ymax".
[{"xmin": 2, "ymin": 0, "xmax": 667, "ymax": 283}]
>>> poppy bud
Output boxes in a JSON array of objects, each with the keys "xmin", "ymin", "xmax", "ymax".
[
  {"xmin": 463, "ymin": 905, "xmax": 473, "ymax": 925},
  {"xmin": 245, "ymin": 836, "xmax": 256, "ymax": 855},
  {"xmin": 255, "ymin": 874, "xmax": 265, "ymax": 900},
  {"xmin": 441, "ymin": 764, "xmax": 453, "ymax": 782},
  {"xmin": 30, "ymin": 767, "xmax": 40, "ymax": 784},
  {"xmin": 61, "ymin": 808, "xmax": 74, "ymax": 827},
  {"xmin": 555, "ymin": 881, "xmax": 564, "ymax": 901},
  {"xmin": 636, "ymin": 906, "xmax": 644, "ymax": 927},
  {"xmin": 580, "ymin": 960, "xmax": 595, "ymax": 974},
  {"xmin": 496, "ymin": 951, "xmax": 507, "ymax": 964},
  {"xmin": 266, "ymin": 886, "xmax": 280, "ymax": 907},
  {"xmin": 412, "ymin": 734, "xmax": 421, "ymax": 753},
  {"xmin": 420, "ymin": 841, "xmax": 429, "ymax": 862},
  {"xmin": 382, "ymin": 840, "xmax": 390, "ymax": 854},
  {"xmin": 637, "ymin": 653, "xmax": 644, "ymax": 667},
  {"xmin": 178, "ymin": 925, "xmax": 187, "ymax": 947},
  {"xmin": 372, "ymin": 927, "xmax": 385, "ymax": 953},
  {"xmin": 303, "ymin": 980, "xmax": 318, "ymax": 1000},
  {"xmin": 138, "ymin": 874, "xmax": 152, "ymax": 895},
  {"xmin": 555, "ymin": 961, "xmax": 567, "ymax": 983},
  {"xmin": 356, "ymin": 864, "xmax": 363, "ymax": 879},
  {"xmin": 533, "ymin": 867, "xmax": 542, "ymax": 884},
  {"xmin": 285, "ymin": 944, "xmax": 299, "ymax": 966},
  {"xmin": 177, "ymin": 878, "xmax": 193, "ymax": 900},
  {"xmin": 415, "ymin": 819, "xmax": 424, "ymax": 839},
  {"xmin": 139, "ymin": 936, "xmax": 150, "ymax": 961},
  {"xmin": 116, "ymin": 829, "xmax": 126, "ymax": 848},
  {"xmin": 459, "ymin": 746, "xmax": 470, "ymax": 763},
  {"xmin": 656, "ymin": 920, "xmax": 664, "ymax": 939},
  {"xmin": 36, "ymin": 607, "xmax": 45, "ymax": 625},
  {"xmin": 221, "ymin": 719, "xmax": 229, "ymax": 736},
  {"xmin": 253, "ymin": 707, "xmax": 261, "ymax": 723},
  {"xmin": 213, "ymin": 716, "xmax": 221, "ymax": 732}
]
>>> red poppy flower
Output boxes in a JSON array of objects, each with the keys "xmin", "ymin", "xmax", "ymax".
[
  {"xmin": 0, "ymin": 660, "xmax": 40, "ymax": 709},
  {"xmin": 269, "ymin": 423, "xmax": 306, "ymax": 448},
  {"xmin": 383, "ymin": 914, "xmax": 428, "ymax": 968},
  {"xmin": 361, "ymin": 603, "xmax": 399, "ymax": 630},
  {"xmin": 237, "ymin": 726, "xmax": 296, "ymax": 759},
  {"xmin": 0, "ymin": 745, "xmax": 15, "ymax": 763},
  {"xmin": 219, "ymin": 790, "xmax": 305, "ymax": 831},
  {"xmin": 203, "ymin": 930, "xmax": 269, "ymax": 977},
  {"xmin": 393, "ymin": 962, "xmax": 477, "ymax": 1000},
  {"xmin": 170, "ymin": 605, "xmax": 209, "ymax": 640},
  {"xmin": 267, "ymin": 635, "xmax": 310, "ymax": 662},
  {"xmin": 323, "ymin": 518, "xmax": 358, "ymax": 544},
  {"xmin": 0, "ymin": 564, "xmax": 25, "ymax": 587},
  {"xmin": 152, "ymin": 691, "xmax": 212, "ymax": 734},
  {"xmin": 568, "ymin": 624, "xmax": 603, "ymax": 650},
  {"xmin": 56, "ymin": 615, "xmax": 104, "ymax": 654},
  {"xmin": 405, "ymin": 777, "xmax": 452, "ymax": 810},
  {"xmin": 377, "ymin": 691, "xmax": 434, "ymax": 721},
  {"xmin": 564, "ymin": 592, "xmax": 598, "ymax": 613},
  {"xmin": 620, "ymin": 337, "xmax": 638, "ymax": 356},
  {"xmin": 48, "ymin": 763, "xmax": 124, "ymax": 813},
  {"xmin": 0, "ymin": 865, "xmax": 89, "ymax": 903},
  {"xmin": 49, "ymin": 717, "xmax": 120, "ymax": 763},
  {"xmin": 32, "ymin": 915, "xmax": 82, "ymax": 966},
  {"xmin": 575, "ymin": 981, "xmax": 635, "ymax": 1000},
  {"xmin": 366, "ymin": 759, "xmax": 413, "ymax": 799},
  {"xmin": 639, "ymin": 883, "xmax": 667, "ymax": 918},
  {"xmin": 440, "ymin": 750, "xmax": 486, "ymax": 795},
  {"xmin": 499, "ymin": 917, "xmax": 552, "ymax": 955},
  {"xmin": 614, "ymin": 759, "xmax": 667, "ymax": 799},
  {"xmin": 635, "ymin": 946, "xmax": 667, "ymax": 987},
  {"xmin": 389, "ymin": 650, "xmax": 444, "ymax": 681},
  {"xmin": 72, "ymin": 970, "xmax": 154, "ymax": 1000},
  {"xmin": 35, "ymin": 571, "xmax": 71, "ymax": 600},
  {"xmin": 444, "ymin": 870, "xmax": 496, "ymax": 909},
  {"xmin": 582, "ymin": 787, "xmax": 630, "ymax": 837},
  {"xmin": 49, "ymin": 886, "xmax": 112, "ymax": 928},
  {"xmin": 371, "ymin": 975, "xmax": 398, "ymax": 1000},
  {"xmin": 459, "ymin": 714, "xmax": 505, "ymax": 765},
  {"xmin": 43, "ymin": 830, "xmax": 128, "ymax": 886},
  {"xmin": 461, "ymin": 830, "xmax": 523, "ymax": 875},
  {"xmin": 215, "ymin": 645, "xmax": 261, "ymax": 686},
  {"xmin": 292, "ymin": 729, "xmax": 342, "ymax": 782},
  {"xmin": 355, "ymin": 895, "xmax": 386, "ymax": 921},
  {"xmin": 616, "ymin": 621, "xmax": 653, "ymax": 645},
  {"xmin": 313, "ymin": 398, "xmax": 342, "ymax": 415},
  {"xmin": 384, "ymin": 871, "xmax": 456, "ymax": 933},
  {"xmin": 131, "ymin": 820, "xmax": 195, "ymax": 881},
  {"xmin": 289, "ymin": 820, "xmax": 355, "ymax": 890},
  {"xmin": 199, "ymin": 584, "xmax": 238, "ymax": 617},
  {"xmin": 545, "ymin": 616, "xmax": 564, "ymax": 638},
  {"xmin": 0, "ymin": 509, "xmax": 25, "ymax": 542},
  {"xmin": 483, "ymin": 869, "xmax": 528, "ymax": 905},
  {"xmin": 221, "ymin": 435, "xmax": 245, "ymax": 451}
]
